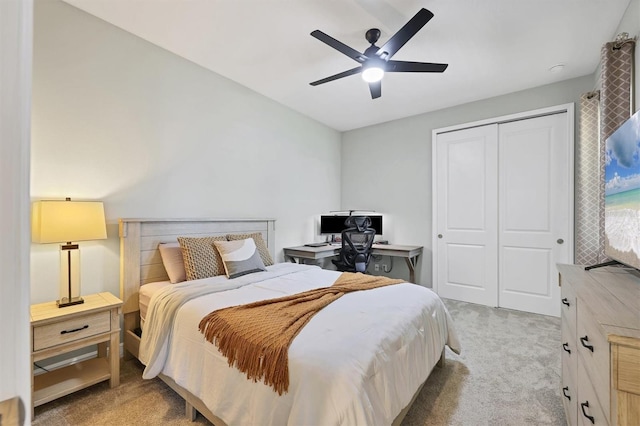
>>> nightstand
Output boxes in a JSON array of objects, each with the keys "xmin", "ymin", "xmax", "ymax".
[{"xmin": 30, "ymin": 292, "xmax": 122, "ymax": 411}]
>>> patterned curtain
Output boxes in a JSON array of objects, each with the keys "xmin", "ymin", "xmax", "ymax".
[
  {"xmin": 575, "ymin": 34, "xmax": 635, "ymax": 266},
  {"xmin": 598, "ymin": 36, "xmax": 635, "ymax": 262},
  {"xmin": 575, "ymin": 92, "xmax": 600, "ymax": 265}
]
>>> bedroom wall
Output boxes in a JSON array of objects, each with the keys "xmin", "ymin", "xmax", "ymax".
[
  {"xmin": 0, "ymin": 0, "xmax": 32, "ymax": 417},
  {"xmin": 607, "ymin": 0, "xmax": 640, "ymax": 106},
  {"xmin": 342, "ymin": 0, "xmax": 640, "ymax": 287},
  {"xmin": 31, "ymin": 0, "xmax": 341, "ymax": 303},
  {"xmin": 341, "ymin": 75, "xmax": 594, "ymax": 286}
]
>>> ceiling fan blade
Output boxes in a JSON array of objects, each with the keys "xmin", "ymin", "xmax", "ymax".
[
  {"xmin": 310, "ymin": 67, "xmax": 362, "ymax": 86},
  {"xmin": 369, "ymin": 81, "xmax": 381, "ymax": 99},
  {"xmin": 386, "ymin": 60, "xmax": 448, "ymax": 73},
  {"xmin": 311, "ymin": 30, "xmax": 367, "ymax": 63},
  {"xmin": 376, "ymin": 8, "xmax": 434, "ymax": 59}
]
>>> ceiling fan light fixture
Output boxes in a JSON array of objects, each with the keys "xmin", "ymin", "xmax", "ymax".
[
  {"xmin": 362, "ymin": 66, "xmax": 384, "ymax": 83},
  {"xmin": 309, "ymin": 8, "xmax": 447, "ymax": 99}
]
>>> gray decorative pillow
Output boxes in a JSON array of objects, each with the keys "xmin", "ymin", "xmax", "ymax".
[
  {"xmin": 214, "ymin": 238, "xmax": 267, "ymax": 279},
  {"xmin": 177, "ymin": 235, "xmax": 227, "ymax": 281},
  {"xmin": 158, "ymin": 242, "xmax": 186, "ymax": 283},
  {"xmin": 226, "ymin": 232, "xmax": 274, "ymax": 266}
]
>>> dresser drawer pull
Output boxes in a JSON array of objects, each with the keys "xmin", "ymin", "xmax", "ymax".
[
  {"xmin": 562, "ymin": 343, "xmax": 571, "ymax": 354},
  {"xmin": 60, "ymin": 324, "xmax": 89, "ymax": 335},
  {"xmin": 580, "ymin": 335, "xmax": 594, "ymax": 352},
  {"xmin": 580, "ymin": 401, "xmax": 595, "ymax": 424},
  {"xmin": 561, "ymin": 298, "xmax": 570, "ymax": 307},
  {"xmin": 562, "ymin": 386, "xmax": 571, "ymax": 400}
]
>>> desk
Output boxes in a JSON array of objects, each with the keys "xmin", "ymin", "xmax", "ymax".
[{"xmin": 283, "ymin": 244, "xmax": 423, "ymax": 283}]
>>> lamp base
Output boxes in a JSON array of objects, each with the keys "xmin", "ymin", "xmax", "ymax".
[{"xmin": 57, "ymin": 296, "xmax": 84, "ymax": 308}]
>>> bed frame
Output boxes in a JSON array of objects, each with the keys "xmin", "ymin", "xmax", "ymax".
[{"xmin": 119, "ymin": 218, "xmax": 443, "ymax": 425}]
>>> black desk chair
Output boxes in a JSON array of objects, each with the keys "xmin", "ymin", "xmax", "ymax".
[{"xmin": 332, "ymin": 216, "xmax": 375, "ymax": 273}]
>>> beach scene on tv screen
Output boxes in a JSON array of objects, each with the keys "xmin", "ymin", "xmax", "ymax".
[{"xmin": 604, "ymin": 111, "xmax": 640, "ymax": 268}]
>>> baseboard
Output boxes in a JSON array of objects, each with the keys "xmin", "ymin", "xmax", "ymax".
[{"xmin": 33, "ymin": 343, "xmax": 124, "ymax": 375}]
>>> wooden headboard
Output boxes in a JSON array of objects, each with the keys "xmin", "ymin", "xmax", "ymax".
[{"xmin": 118, "ymin": 218, "xmax": 275, "ymax": 357}]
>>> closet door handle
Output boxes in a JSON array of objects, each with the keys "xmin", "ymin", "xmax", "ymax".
[
  {"xmin": 437, "ymin": 234, "xmax": 443, "ymax": 239},
  {"xmin": 557, "ymin": 238, "xmax": 564, "ymax": 244},
  {"xmin": 562, "ymin": 343, "xmax": 571, "ymax": 354},
  {"xmin": 580, "ymin": 336, "xmax": 594, "ymax": 352},
  {"xmin": 562, "ymin": 386, "xmax": 571, "ymax": 400},
  {"xmin": 561, "ymin": 298, "xmax": 570, "ymax": 307},
  {"xmin": 580, "ymin": 401, "xmax": 595, "ymax": 424}
]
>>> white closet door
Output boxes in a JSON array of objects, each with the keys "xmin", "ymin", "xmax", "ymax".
[
  {"xmin": 435, "ymin": 124, "xmax": 498, "ymax": 306},
  {"xmin": 498, "ymin": 113, "xmax": 570, "ymax": 317}
]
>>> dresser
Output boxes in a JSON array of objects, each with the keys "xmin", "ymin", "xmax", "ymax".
[
  {"xmin": 31, "ymin": 292, "xmax": 122, "ymax": 412},
  {"xmin": 558, "ymin": 264, "xmax": 640, "ymax": 425}
]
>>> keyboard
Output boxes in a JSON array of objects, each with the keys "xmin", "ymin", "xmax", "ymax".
[{"xmin": 304, "ymin": 242, "xmax": 329, "ymax": 247}]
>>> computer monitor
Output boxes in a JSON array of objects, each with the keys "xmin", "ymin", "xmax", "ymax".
[{"xmin": 320, "ymin": 215, "xmax": 383, "ymax": 235}]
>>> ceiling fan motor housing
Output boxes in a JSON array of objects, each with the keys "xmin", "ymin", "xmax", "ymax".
[{"xmin": 365, "ymin": 28, "xmax": 381, "ymax": 44}]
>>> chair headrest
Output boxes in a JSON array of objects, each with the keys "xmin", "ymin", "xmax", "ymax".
[{"xmin": 344, "ymin": 215, "xmax": 372, "ymax": 232}]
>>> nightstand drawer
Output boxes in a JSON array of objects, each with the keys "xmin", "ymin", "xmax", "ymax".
[{"xmin": 33, "ymin": 311, "xmax": 111, "ymax": 351}]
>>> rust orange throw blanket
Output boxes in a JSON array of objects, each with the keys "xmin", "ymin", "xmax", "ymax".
[{"xmin": 198, "ymin": 272, "xmax": 404, "ymax": 394}]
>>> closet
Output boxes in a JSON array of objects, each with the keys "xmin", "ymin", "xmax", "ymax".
[{"xmin": 432, "ymin": 105, "xmax": 574, "ymax": 317}]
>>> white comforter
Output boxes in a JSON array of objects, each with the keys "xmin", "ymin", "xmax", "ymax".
[{"xmin": 140, "ymin": 263, "xmax": 460, "ymax": 426}]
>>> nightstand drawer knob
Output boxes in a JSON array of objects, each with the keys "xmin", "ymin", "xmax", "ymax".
[{"xmin": 60, "ymin": 324, "xmax": 89, "ymax": 335}]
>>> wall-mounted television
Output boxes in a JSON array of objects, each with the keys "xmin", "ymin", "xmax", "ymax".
[
  {"xmin": 603, "ymin": 109, "xmax": 640, "ymax": 270},
  {"xmin": 320, "ymin": 215, "xmax": 383, "ymax": 235}
]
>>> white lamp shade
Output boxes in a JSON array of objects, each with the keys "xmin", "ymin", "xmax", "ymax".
[{"xmin": 32, "ymin": 200, "xmax": 107, "ymax": 243}]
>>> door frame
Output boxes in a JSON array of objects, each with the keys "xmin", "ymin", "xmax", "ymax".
[{"xmin": 431, "ymin": 103, "xmax": 575, "ymax": 296}]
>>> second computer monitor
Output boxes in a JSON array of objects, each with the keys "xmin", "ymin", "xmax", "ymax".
[{"xmin": 320, "ymin": 215, "xmax": 383, "ymax": 235}]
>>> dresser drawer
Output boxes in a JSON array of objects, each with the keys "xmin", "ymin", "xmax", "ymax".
[
  {"xmin": 577, "ymin": 302, "xmax": 611, "ymax": 416},
  {"xmin": 561, "ymin": 280, "xmax": 577, "ymax": 333},
  {"xmin": 617, "ymin": 345, "xmax": 640, "ymax": 395},
  {"xmin": 578, "ymin": 361, "xmax": 609, "ymax": 426},
  {"xmin": 562, "ymin": 354, "xmax": 578, "ymax": 426},
  {"xmin": 33, "ymin": 311, "xmax": 111, "ymax": 351}
]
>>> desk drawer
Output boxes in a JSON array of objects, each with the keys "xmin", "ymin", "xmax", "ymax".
[{"xmin": 33, "ymin": 311, "xmax": 111, "ymax": 351}]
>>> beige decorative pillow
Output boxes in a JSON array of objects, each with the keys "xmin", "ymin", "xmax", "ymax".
[
  {"xmin": 214, "ymin": 238, "xmax": 267, "ymax": 279},
  {"xmin": 177, "ymin": 235, "xmax": 227, "ymax": 281},
  {"xmin": 158, "ymin": 242, "xmax": 186, "ymax": 283},
  {"xmin": 226, "ymin": 232, "xmax": 274, "ymax": 266}
]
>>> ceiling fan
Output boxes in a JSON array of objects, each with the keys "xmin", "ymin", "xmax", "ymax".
[{"xmin": 310, "ymin": 8, "xmax": 448, "ymax": 99}]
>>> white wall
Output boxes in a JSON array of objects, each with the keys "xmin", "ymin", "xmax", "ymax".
[
  {"xmin": 341, "ymin": 75, "xmax": 594, "ymax": 285},
  {"xmin": 614, "ymin": 0, "xmax": 640, "ymax": 108},
  {"xmin": 0, "ymin": 0, "xmax": 32, "ymax": 420},
  {"xmin": 31, "ymin": 0, "xmax": 341, "ymax": 303}
]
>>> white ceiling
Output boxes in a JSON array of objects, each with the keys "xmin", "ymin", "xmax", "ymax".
[{"xmin": 63, "ymin": 0, "xmax": 631, "ymax": 132}]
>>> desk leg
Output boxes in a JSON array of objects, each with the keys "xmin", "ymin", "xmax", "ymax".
[{"xmin": 405, "ymin": 256, "xmax": 419, "ymax": 283}]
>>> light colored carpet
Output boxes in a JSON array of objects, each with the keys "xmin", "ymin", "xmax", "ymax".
[{"xmin": 33, "ymin": 299, "xmax": 566, "ymax": 426}]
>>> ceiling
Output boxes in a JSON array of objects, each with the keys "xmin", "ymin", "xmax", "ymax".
[{"xmin": 63, "ymin": 0, "xmax": 631, "ymax": 132}]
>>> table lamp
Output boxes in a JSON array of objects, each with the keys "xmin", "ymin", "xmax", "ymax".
[{"xmin": 32, "ymin": 198, "xmax": 107, "ymax": 307}]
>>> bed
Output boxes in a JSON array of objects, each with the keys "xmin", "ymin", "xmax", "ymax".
[{"xmin": 119, "ymin": 218, "xmax": 460, "ymax": 425}]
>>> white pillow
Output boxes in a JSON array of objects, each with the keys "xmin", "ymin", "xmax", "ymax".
[{"xmin": 158, "ymin": 242, "xmax": 186, "ymax": 283}]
